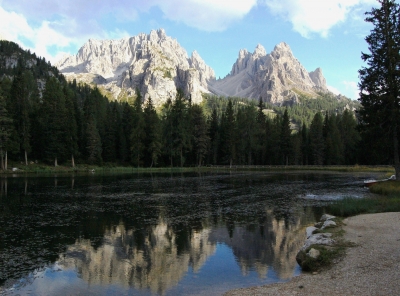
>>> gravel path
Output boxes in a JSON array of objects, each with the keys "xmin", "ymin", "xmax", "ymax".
[{"xmin": 225, "ymin": 212, "xmax": 400, "ymax": 296}]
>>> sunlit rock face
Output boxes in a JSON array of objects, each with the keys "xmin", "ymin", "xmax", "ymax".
[
  {"xmin": 56, "ymin": 29, "xmax": 215, "ymax": 106},
  {"xmin": 58, "ymin": 219, "xmax": 216, "ymax": 294},
  {"xmin": 211, "ymin": 42, "xmax": 329, "ymax": 105},
  {"xmin": 56, "ymin": 29, "xmax": 329, "ymax": 107}
]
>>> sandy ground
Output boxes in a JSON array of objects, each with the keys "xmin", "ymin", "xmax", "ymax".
[{"xmin": 225, "ymin": 212, "xmax": 400, "ymax": 296}]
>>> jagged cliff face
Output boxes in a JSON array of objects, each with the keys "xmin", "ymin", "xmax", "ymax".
[
  {"xmin": 56, "ymin": 29, "xmax": 216, "ymax": 106},
  {"xmin": 211, "ymin": 42, "xmax": 328, "ymax": 105},
  {"xmin": 56, "ymin": 30, "xmax": 329, "ymax": 106}
]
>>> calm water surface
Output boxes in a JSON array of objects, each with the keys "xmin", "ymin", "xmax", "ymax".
[{"xmin": 0, "ymin": 171, "xmax": 375, "ymax": 295}]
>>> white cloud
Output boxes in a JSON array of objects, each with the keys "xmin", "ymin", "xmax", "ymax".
[
  {"xmin": 327, "ymin": 85, "xmax": 341, "ymax": 95},
  {"xmin": 0, "ymin": 6, "xmax": 130, "ymax": 63},
  {"xmin": 343, "ymin": 80, "xmax": 359, "ymax": 100},
  {"xmin": 1, "ymin": 0, "xmax": 257, "ymax": 34},
  {"xmin": 152, "ymin": 0, "xmax": 257, "ymax": 31},
  {"xmin": 263, "ymin": 0, "xmax": 376, "ymax": 38}
]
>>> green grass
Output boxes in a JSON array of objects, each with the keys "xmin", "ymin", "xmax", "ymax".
[
  {"xmin": 298, "ymin": 244, "xmax": 347, "ymax": 272},
  {"xmin": 327, "ymin": 181, "xmax": 400, "ymax": 217}
]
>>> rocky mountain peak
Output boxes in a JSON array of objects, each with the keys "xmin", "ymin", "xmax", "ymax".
[
  {"xmin": 56, "ymin": 28, "xmax": 215, "ymax": 106},
  {"xmin": 309, "ymin": 67, "xmax": 327, "ymax": 90},
  {"xmin": 212, "ymin": 41, "xmax": 329, "ymax": 104},
  {"xmin": 56, "ymin": 30, "xmax": 330, "ymax": 106},
  {"xmin": 253, "ymin": 44, "xmax": 266, "ymax": 57},
  {"xmin": 271, "ymin": 42, "xmax": 294, "ymax": 60}
]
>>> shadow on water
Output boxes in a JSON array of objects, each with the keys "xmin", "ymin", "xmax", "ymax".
[{"xmin": 0, "ymin": 171, "xmax": 374, "ymax": 295}]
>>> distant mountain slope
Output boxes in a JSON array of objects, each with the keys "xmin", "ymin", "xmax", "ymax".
[
  {"xmin": 211, "ymin": 42, "xmax": 328, "ymax": 105},
  {"xmin": 0, "ymin": 40, "xmax": 63, "ymax": 80},
  {"xmin": 56, "ymin": 29, "xmax": 342, "ymax": 107},
  {"xmin": 56, "ymin": 29, "xmax": 215, "ymax": 106}
]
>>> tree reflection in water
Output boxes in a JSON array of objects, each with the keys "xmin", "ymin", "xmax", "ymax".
[{"xmin": 0, "ymin": 172, "xmax": 369, "ymax": 295}]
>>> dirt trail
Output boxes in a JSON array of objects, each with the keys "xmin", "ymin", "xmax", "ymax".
[{"xmin": 225, "ymin": 212, "xmax": 400, "ymax": 296}]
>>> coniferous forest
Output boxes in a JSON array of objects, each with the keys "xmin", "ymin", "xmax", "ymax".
[{"xmin": 0, "ymin": 40, "xmax": 390, "ymax": 169}]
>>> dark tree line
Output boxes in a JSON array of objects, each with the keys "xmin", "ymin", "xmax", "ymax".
[{"xmin": 0, "ymin": 39, "xmax": 391, "ymax": 169}]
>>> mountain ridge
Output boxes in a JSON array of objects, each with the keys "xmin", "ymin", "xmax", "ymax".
[{"xmin": 56, "ymin": 29, "xmax": 332, "ymax": 106}]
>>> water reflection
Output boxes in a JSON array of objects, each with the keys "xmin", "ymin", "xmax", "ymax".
[
  {"xmin": 58, "ymin": 219, "xmax": 216, "ymax": 294},
  {"xmin": 0, "ymin": 172, "xmax": 373, "ymax": 295}
]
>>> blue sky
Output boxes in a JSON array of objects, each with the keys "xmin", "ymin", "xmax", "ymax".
[{"xmin": 0, "ymin": 0, "xmax": 380, "ymax": 100}]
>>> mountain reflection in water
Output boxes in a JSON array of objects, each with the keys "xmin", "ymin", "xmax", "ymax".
[{"xmin": 0, "ymin": 172, "xmax": 371, "ymax": 295}]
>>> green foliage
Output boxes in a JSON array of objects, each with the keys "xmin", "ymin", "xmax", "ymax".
[
  {"xmin": 327, "ymin": 195, "xmax": 400, "ymax": 217},
  {"xmin": 358, "ymin": 0, "xmax": 400, "ymax": 175}
]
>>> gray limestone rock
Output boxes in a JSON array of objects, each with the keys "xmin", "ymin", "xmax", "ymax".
[
  {"xmin": 56, "ymin": 29, "xmax": 215, "ymax": 106},
  {"xmin": 306, "ymin": 226, "xmax": 318, "ymax": 238},
  {"xmin": 320, "ymin": 214, "xmax": 336, "ymax": 222},
  {"xmin": 301, "ymin": 233, "xmax": 335, "ymax": 251},
  {"xmin": 321, "ymin": 220, "xmax": 337, "ymax": 230},
  {"xmin": 307, "ymin": 248, "xmax": 321, "ymax": 259}
]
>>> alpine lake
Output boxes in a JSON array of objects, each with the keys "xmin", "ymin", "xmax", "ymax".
[{"xmin": 0, "ymin": 170, "xmax": 377, "ymax": 295}]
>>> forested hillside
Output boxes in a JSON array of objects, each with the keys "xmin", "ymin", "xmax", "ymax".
[{"xmin": 0, "ymin": 40, "xmax": 389, "ymax": 168}]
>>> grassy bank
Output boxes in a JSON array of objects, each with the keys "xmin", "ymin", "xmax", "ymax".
[
  {"xmin": 0, "ymin": 163, "xmax": 395, "ymax": 176},
  {"xmin": 327, "ymin": 181, "xmax": 400, "ymax": 217}
]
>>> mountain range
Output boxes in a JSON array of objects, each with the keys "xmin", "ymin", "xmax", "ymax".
[{"xmin": 56, "ymin": 29, "xmax": 330, "ymax": 106}]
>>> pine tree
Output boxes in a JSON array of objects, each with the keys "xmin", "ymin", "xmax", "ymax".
[
  {"xmin": 309, "ymin": 112, "xmax": 325, "ymax": 165},
  {"xmin": 143, "ymin": 98, "xmax": 162, "ymax": 167},
  {"xmin": 9, "ymin": 70, "xmax": 38, "ymax": 165},
  {"xmin": 190, "ymin": 104, "xmax": 209, "ymax": 166},
  {"xmin": 0, "ymin": 95, "xmax": 14, "ymax": 170},
  {"xmin": 130, "ymin": 88, "xmax": 145, "ymax": 167},
  {"xmin": 280, "ymin": 108, "xmax": 292, "ymax": 165},
  {"xmin": 358, "ymin": 0, "xmax": 400, "ymax": 176},
  {"xmin": 208, "ymin": 107, "xmax": 220, "ymax": 165},
  {"xmin": 39, "ymin": 77, "xmax": 68, "ymax": 166},
  {"xmin": 220, "ymin": 99, "xmax": 236, "ymax": 167},
  {"xmin": 86, "ymin": 114, "xmax": 103, "ymax": 165}
]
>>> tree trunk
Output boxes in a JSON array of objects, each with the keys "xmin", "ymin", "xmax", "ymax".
[
  {"xmin": 0, "ymin": 149, "xmax": 3, "ymax": 170},
  {"xmin": 71, "ymin": 154, "xmax": 75, "ymax": 168},
  {"xmin": 394, "ymin": 127, "xmax": 400, "ymax": 179},
  {"xmin": 5, "ymin": 151, "xmax": 7, "ymax": 170},
  {"xmin": 55, "ymin": 157, "xmax": 58, "ymax": 167},
  {"xmin": 25, "ymin": 150, "xmax": 28, "ymax": 166},
  {"xmin": 180, "ymin": 147, "xmax": 183, "ymax": 168},
  {"xmin": 150, "ymin": 158, "xmax": 153, "ymax": 168}
]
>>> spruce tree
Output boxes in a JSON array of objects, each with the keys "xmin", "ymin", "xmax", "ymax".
[
  {"xmin": 208, "ymin": 107, "xmax": 220, "ymax": 165},
  {"xmin": 130, "ymin": 88, "xmax": 145, "ymax": 167},
  {"xmin": 358, "ymin": 0, "xmax": 400, "ymax": 176},
  {"xmin": 190, "ymin": 104, "xmax": 209, "ymax": 166},
  {"xmin": 39, "ymin": 77, "xmax": 68, "ymax": 166},
  {"xmin": 0, "ymin": 95, "xmax": 13, "ymax": 170},
  {"xmin": 280, "ymin": 108, "xmax": 292, "ymax": 165},
  {"xmin": 143, "ymin": 98, "xmax": 162, "ymax": 167},
  {"xmin": 309, "ymin": 112, "xmax": 325, "ymax": 165}
]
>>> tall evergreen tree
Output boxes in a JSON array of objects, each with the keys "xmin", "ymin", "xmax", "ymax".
[
  {"xmin": 130, "ymin": 88, "xmax": 145, "ymax": 167},
  {"xmin": 280, "ymin": 108, "xmax": 292, "ymax": 165},
  {"xmin": 0, "ymin": 95, "xmax": 14, "ymax": 170},
  {"xmin": 190, "ymin": 104, "xmax": 209, "ymax": 166},
  {"xmin": 358, "ymin": 0, "xmax": 400, "ymax": 177},
  {"xmin": 309, "ymin": 112, "xmax": 325, "ymax": 165},
  {"xmin": 9, "ymin": 70, "xmax": 38, "ymax": 165},
  {"xmin": 39, "ymin": 77, "xmax": 68, "ymax": 166},
  {"xmin": 220, "ymin": 99, "xmax": 236, "ymax": 167},
  {"xmin": 208, "ymin": 107, "xmax": 220, "ymax": 165},
  {"xmin": 143, "ymin": 98, "xmax": 162, "ymax": 167}
]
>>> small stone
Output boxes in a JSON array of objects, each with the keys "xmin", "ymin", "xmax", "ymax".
[
  {"xmin": 313, "ymin": 272, "xmax": 318, "ymax": 275},
  {"xmin": 307, "ymin": 248, "xmax": 320, "ymax": 259},
  {"xmin": 314, "ymin": 222, "xmax": 323, "ymax": 228},
  {"xmin": 301, "ymin": 233, "xmax": 335, "ymax": 250},
  {"xmin": 321, "ymin": 220, "xmax": 337, "ymax": 230},
  {"xmin": 306, "ymin": 226, "xmax": 318, "ymax": 238},
  {"xmin": 321, "ymin": 214, "xmax": 336, "ymax": 222}
]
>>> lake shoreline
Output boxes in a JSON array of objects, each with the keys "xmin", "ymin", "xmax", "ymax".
[{"xmin": 225, "ymin": 212, "xmax": 400, "ymax": 296}]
